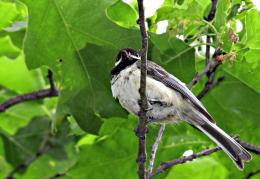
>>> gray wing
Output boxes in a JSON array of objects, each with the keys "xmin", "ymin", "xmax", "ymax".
[{"xmin": 137, "ymin": 60, "xmax": 215, "ymax": 124}]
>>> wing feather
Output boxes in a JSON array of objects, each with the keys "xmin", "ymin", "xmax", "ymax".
[{"xmin": 137, "ymin": 60, "xmax": 216, "ymax": 124}]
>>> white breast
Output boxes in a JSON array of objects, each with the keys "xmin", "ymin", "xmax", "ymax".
[
  {"xmin": 111, "ymin": 63, "xmax": 185, "ymax": 121},
  {"xmin": 111, "ymin": 64, "xmax": 140, "ymax": 114}
]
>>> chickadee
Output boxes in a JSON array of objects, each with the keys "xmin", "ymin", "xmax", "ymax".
[{"xmin": 111, "ymin": 48, "xmax": 251, "ymax": 170}]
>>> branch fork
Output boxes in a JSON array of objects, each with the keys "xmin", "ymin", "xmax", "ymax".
[{"xmin": 0, "ymin": 70, "xmax": 58, "ymax": 113}]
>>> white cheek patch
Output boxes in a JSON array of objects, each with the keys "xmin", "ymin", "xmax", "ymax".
[{"xmin": 115, "ymin": 57, "xmax": 122, "ymax": 66}]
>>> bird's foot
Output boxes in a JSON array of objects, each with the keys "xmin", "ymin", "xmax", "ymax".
[{"xmin": 138, "ymin": 100, "xmax": 153, "ymax": 111}]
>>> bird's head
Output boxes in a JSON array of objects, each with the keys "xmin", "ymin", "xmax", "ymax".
[
  {"xmin": 115, "ymin": 48, "xmax": 140, "ymax": 66},
  {"xmin": 111, "ymin": 48, "xmax": 140, "ymax": 76}
]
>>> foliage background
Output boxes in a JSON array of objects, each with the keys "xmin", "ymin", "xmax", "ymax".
[{"xmin": 0, "ymin": 0, "xmax": 259, "ymax": 178}]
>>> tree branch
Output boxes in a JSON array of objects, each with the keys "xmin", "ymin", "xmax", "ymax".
[
  {"xmin": 235, "ymin": 137, "xmax": 260, "ymax": 154},
  {"xmin": 205, "ymin": 0, "xmax": 218, "ymax": 22},
  {"xmin": 204, "ymin": 0, "xmax": 218, "ymax": 63},
  {"xmin": 197, "ymin": 49, "xmax": 226, "ymax": 99},
  {"xmin": 151, "ymin": 146, "xmax": 221, "ymax": 177},
  {"xmin": 0, "ymin": 70, "xmax": 58, "ymax": 113},
  {"xmin": 197, "ymin": 0, "xmax": 221, "ymax": 97},
  {"xmin": 136, "ymin": 0, "xmax": 149, "ymax": 178},
  {"xmin": 151, "ymin": 139, "xmax": 260, "ymax": 177},
  {"xmin": 187, "ymin": 60, "xmax": 221, "ymax": 89},
  {"xmin": 246, "ymin": 169, "xmax": 260, "ymax": 179},
  {"xmin": 148, "ymin": 124, "xmax": 165, "ymax": 177},
  {"xmin": 5, "ymin": 132, "xmax": 53, "ymax": 179},
  {"xmin": 197, "ymin": 76, "xmax": 224, "ymax": 99}
]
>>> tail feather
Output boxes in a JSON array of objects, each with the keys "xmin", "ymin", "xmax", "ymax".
[{"xmin": 195, "ymin": 121, "xmax": 252, "ymax": 170}]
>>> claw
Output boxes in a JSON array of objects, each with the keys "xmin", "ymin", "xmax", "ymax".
[{"xmin": 138, "ymin": 100, "xmax": 153, "ymax": 111}]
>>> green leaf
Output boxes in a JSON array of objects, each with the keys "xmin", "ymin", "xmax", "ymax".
[
  {"xmin": 68, "ymin": 116, "xmax": 214, "ymax": 179},
  {"xmin": 0, "ymin": 155, "xmax": 11, "ymax": 179},
  {"xmin": 58, "ymin": 44, "xmax": 127, "ymax": 134},
  {"xmin": 189, "ymin": 61, "xmax": 260, "ymax": 176},
  {"xmin": 76, "ymin": 134, "xmax": 98, "ymax": 147},
  {"xmin": 156, "ymin": 0, "xmax": 209, "ymax": 35},
  {"xmin": 165, "ymin": 157, "xmax": 228, "ymax": 179},
  {"xmin": 0, "ymin": 1, "xmax": 258, "ymax": 178},
  {"xmin": 0, "ymin": 54, "xmax": 50, "ymax": 135},
  {"xmin": 19, "ymin": 143, "xmax": 77, "ymax": 179},
  {"xmin": 199, "ymin": 70, "xmax": 260, "ymax": 176},
  {"xmin": 241, "ymin": 10, "xmax": 260, "ymax": 49},
  {"xmin": 0, "ymin": 117, "xmax": 77, "ymax": 177},
  {"xmin": 1, "ymin": 28, "xmax": 27, "ymax": 50},
  {"xmin": 18, "ymin": 121, "xmax": 78, "ymax": 179},
  {"xmin": 214, "ymin": 0, "xmax": 230, "ymax": 31},
  {"xmin": 0, "ymin": 36, "xmax": 20, "ymax": 59},
  {"xmin": 150, "ymin": 33, "xmax": 195, "ymax": 83},
  {"xmin": 202, "ymin": 72, "xmax": 260, "ymax": 141},
  {"xmin": 227, "ymin": 3, "xmax": 240, "ymax": 20},
  {"xmin": 99, "ymin": 116, "xmax": 127, "ymax": 136},
  {"xmin": 106, "ymin": 0, "xmax": 138, "ymax": 28},
  {"xmin": 21, "ymin": 0, "xmax": 140, "ymax": 69},
  {"xmin": 226, "ymin": 10, "xmax": 260, "ymax": 93},
  {"xmin": 0, "ymin": 55, "xmax": 43, "ymax": 93},
  {"xmin": 0, "ymin": 117, "xmax": 50, "ymax": 166},
  {"xmin": 0, "ymin": 1, "xmax": 19, "ymax": 30},
  {"xmin": 224, "ymin": 58, "xmax": 260, "ymax": 94},
  {"xmin": 20, "ymin": 0, "xmax": 141, "ymax": 133},
  {"xmin": 0, "ymin": 89, "xmax": 47, "ymax": 135},
  {"xmin": 0, "ymin": 102, "xmax": 46, "ymax": 135},
  {"xmin": 67, "ymin": 118, "xmax": 138, "ymax": 179}
]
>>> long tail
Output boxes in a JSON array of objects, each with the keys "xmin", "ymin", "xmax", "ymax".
[{"xmin": 195, "ymin": 121, "xmax": 252, "ymax": 170}]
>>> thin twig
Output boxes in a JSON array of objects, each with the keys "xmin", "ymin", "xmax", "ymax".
[
  {"xmin": 205, "ymin": 0, "xmax": 218, "ymax": 21},
  {"xmin": 235, "ymin": 138, "xmax": 260, "ymax": 154},
  {"xmin": 197, "ymin": 76, "xmax": 224, "ymax": 99},
  {"xmin": 151, "ymin": 139, "xmax": 260, "ymax": 177},
  {"xmin": 148, "ymin": 124, "xmax": 165, "ymax": 177},
  {"xmin": 136, "ymin": 0, "xmax": 149, "ymax": 178},
  {"xmin": 197, "ymin": 0, "xmax": 220, "ymax": 97},
  {"xmin": 204, "ymin": 0, "xmax": 218, "ymax": 65},
  {"xmin": 0, "ymin": 70, "xmax": 58, "ymax": 113},
  {"xmin": 151, "ymin": 146, "xmax": 221, "ymax": 177},
  {"xmin": 187, "ymin": 61, "xmax": 221, "ymax": 89},
  {"xmin": 246, "ymin": 169, "xmax": 260, "ymax": 179},
  {"xmin": 5, "ymin": 132, "xmax": 53, "ymax": 179},
  {"xmin": 197, "ymin": 50, "xmax": 225, "ymax": 99}
]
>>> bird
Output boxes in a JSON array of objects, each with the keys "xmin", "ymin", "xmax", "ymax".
[{"xmin": 110, "ymin": 48, "xmax": 252, "ymax": 170}]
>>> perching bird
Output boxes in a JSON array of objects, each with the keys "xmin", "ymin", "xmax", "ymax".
[{"xmin": 111, "ymin": 48, "xmax": 251, "ymax": 170}]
